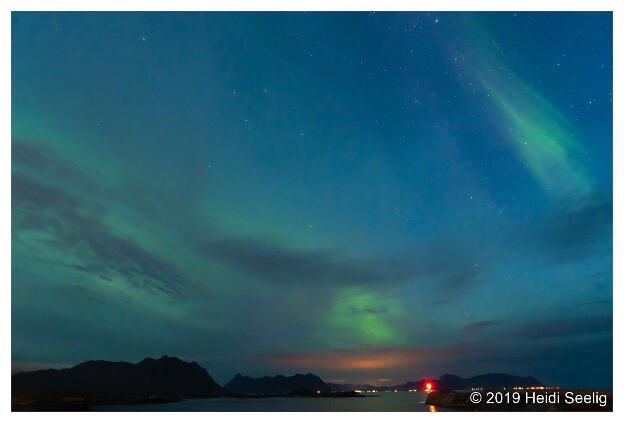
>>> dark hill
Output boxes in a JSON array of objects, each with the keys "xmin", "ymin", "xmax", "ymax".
[
  {"xmin": 327, "ymin": 382, "xmax": 356, "ymax": 391},
  {"xmin": 225, "ymin": 373, "xmax": 328, "ymax": 394},
  {"xmin": 12, "ymin": 355, "xmax": 223, "ymax": 398}
]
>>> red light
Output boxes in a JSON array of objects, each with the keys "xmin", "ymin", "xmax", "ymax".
[{"xmin": 425, "ymin": 382, "xmax": 433, "ymax": 391}]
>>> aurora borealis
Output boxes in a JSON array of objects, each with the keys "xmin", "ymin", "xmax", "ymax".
[{"xmin": 12, "ymin": 12, "xmax": 612, "ymax": 388}]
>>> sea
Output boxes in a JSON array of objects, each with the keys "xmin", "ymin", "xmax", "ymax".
[{"xmin": 95, "ymin": 391, "xmax": 448, "ymax": 412}]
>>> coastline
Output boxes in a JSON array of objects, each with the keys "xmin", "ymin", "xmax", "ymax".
[{"xmin": 12, "ymin": 391, "xmax": 364, "ymax": 412}]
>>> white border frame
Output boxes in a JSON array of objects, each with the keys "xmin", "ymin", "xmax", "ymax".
[{"xmin": 4, "ymin": 2, "xmax": 619, "ymax": 422}]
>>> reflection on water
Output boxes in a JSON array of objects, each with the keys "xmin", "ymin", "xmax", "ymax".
[{"xmin": 97, "ymin": 391, "xmax": 447, "ymax": 412}]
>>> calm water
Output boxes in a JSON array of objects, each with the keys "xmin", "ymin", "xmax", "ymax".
[{"xmin": 96, "ymin": 391, "xmax": 446, "ymax": 412}]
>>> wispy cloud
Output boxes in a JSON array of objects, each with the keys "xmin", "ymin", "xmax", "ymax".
[
  {"xmin": 514, "ymin": 315, "xmax": 612, "ymax": 340},
  {"xmin": 432, "ymin": 266, "xmax": 481, "ymax": 305},
  {"xmin": 12, "ymin": 174, "xmax": 196, "ymax": 298},
  {"xmin": 535, "ymin": 190, "xmax": 612, "ymax": 263},
  {"xmin": 12, "ymin": 139, "xmax": 99, "ymax": 192},
  {"xmin": 198, "ymin": 235, "xmax": 486, "ymax": 306},
  {"xmin": 198, "ymin": 237, "xmax": 414, "ymax": 286}
]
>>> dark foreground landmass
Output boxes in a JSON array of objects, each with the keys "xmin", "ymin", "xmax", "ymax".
[
  {"xmin": 225, "ymin": 372, "xmax": 328, "ymax": 394},
  {"xmin": 426, "ymin": 389, "xmax": 613, "ymax": 411},
  {"xmin": 13, "ymin": 355, "xmax": 223, "ymax": 398},
  {"xmin": 12, "ymin": 389, "xmax": 363, "ymax": 411},
  {"xmin": 13, "ymin": 354, "xmax": 567, "ymax": 411},
  {"xmin": 12, "ymin": 355, "xmax": 359, "ymax": 411}
]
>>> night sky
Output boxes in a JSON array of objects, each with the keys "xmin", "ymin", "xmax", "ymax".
[{"xmin": 11, "ymin": 12, "xmax": 612, "ymax": 388}]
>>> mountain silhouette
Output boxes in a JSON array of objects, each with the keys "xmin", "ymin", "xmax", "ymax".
[
  {"xmin": 225, "ymin": 373, "xmax": 328, "ymax": 394},
  {"xmin": 12, "ymin": 355, "xmax": 223, "ymax": 398},
  {"xmin": 328, "ymin": 373, "xmax": 543, "ymax": 392}
]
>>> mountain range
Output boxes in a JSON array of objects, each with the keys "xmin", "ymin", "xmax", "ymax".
[
  {"xmin": 225, "ymin": 373, "xmax": 328, "ymax": 394},
  {"xmin": 12, "ymin": 354, "xmax": 544, "ymax": 410}
]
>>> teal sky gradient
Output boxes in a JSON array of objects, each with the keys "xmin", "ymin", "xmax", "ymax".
[{"xmin": 12, "ymin": 12, "xmax": 612, "ymax": 387}]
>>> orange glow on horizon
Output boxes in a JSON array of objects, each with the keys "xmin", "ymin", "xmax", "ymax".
[{"xmin": 262, "ymin": 344, "xmax": 466, "ymax": 370}]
